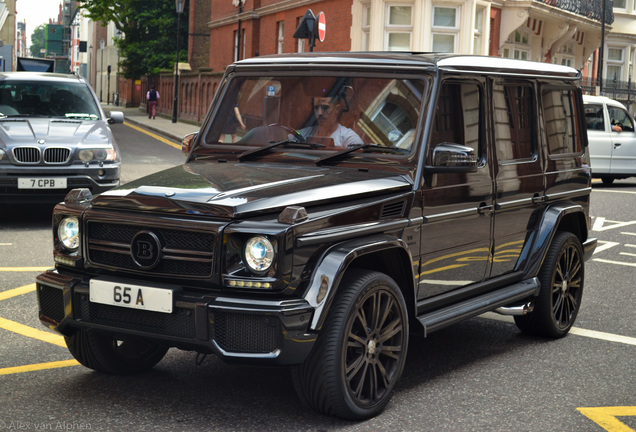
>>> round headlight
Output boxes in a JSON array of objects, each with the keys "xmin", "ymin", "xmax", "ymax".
[
  {"xmin": 58, "ymin": 217, "xmax": 80, "ymax": 250},
  {"xmin": 78, "ymin": 149, "xmax": 93, "ymax": 162},
  {"xmin": 244, "ymin": 236, "xmax": 274, "ymax": 273}
]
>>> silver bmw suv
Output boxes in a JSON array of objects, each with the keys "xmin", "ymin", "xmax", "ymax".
[{"xmin": 0, "ymin": 71, "xmax": 123, "ymax": 203}]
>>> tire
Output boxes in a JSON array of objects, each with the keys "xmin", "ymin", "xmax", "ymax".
[
  {"xmin": 515, "ymin": 231, "xmax": 584, "ymax": 338},
  {"xmin": 292, "ymin": 270, "xmax": 409, "ymax": 420},
  {"xmin": 65, "ymin": 329, "xmax": 168, "ymax": 375},
  {"xmin": 601, "ymin": 177, "xmax": 615, "ymax": 186}
]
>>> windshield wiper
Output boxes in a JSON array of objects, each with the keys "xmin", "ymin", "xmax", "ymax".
[
  {"xmin": 314, "ymin": 144, "xmax": 408, "ymax": 166},
  {"xmin": 238, "ymin": 140, "xmax": 325, "ymax": 161}
]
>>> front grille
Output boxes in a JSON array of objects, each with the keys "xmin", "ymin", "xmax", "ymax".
[
  {"xmin": 13, "ymin": 147, "xmax": 40, "ymax": 163},
  {"xmin": 213, "ymin": 311, "xmax": 281, "ymax": 353},
  {"xmin": 37, "ymin": 285, "xmax": 65, "ymax": 323},
  {"xmin": 44, "ymin": 147, "xmax": 71, "ymax": 163},
  {"xmin": 87, "ymin": 221, "xmax": 215, "ymax": 277},
  {"xmin": 76, "ymin": 293, "xmax": 196, "ymax": 338}
]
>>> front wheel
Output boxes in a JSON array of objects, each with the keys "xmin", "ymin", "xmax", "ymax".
[
  {"xmin": 65, "ymin": 329, "xmax": 168, "ymax": 375},
  {"xmin": 515, "ymin": 231, "xmax": 584, "ymax": 338},
  {"xmin": 292, "ymin": 270, "xmax": 409, "ymax": 420}
]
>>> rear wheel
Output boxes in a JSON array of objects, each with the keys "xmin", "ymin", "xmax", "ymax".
[
  {"xmin": 292, "ymin": 270, "xmax": 409, "ymax": 420},
  {"xmin": 515, "ymin": 231, "xmax": 584, "ymax": 338},
  {"xmin": 65, "ymin": 329, "xmax": 168, "ymax": 375}
]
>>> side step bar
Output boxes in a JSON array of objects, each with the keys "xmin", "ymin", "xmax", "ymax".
[{"xmin": 417, "ymin": 277, "xmax": 540, "ymax": 337}]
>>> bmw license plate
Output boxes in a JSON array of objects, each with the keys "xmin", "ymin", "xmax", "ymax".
[
  {"xmin": 18, "ymin": 177, "xmax": 67, "ymax": 189},
  {"xmin": 90, "ymin": 279, "xmax": 173, "ymax": 313}
]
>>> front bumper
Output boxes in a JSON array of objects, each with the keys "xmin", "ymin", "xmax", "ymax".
[
  {"xmin": 36, "ymin": 270, "xmax": 316, "ymax": 365},
  {"xmin": 0, "ymin": 164, "xmax": 119, "ymax": 203}
]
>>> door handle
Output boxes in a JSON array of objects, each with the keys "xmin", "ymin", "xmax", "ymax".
[
  {"xmin": 614, "ymin": 143, "xmax": 622, "ymax": 148},
  {"xmin": 477, "ymin": 203, "xmax": 493, "ymax": 215}
]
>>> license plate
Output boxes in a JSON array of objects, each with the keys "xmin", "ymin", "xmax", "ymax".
[
  {"xmin": 18, "ymin": 177, "xmax": 67, "ymax": 189},
  {"xmin": 90, "ymin": 279, "xmax": 173, "ymax": 313}
]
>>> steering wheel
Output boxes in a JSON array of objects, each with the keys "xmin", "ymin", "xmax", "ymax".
[{"xmin": 268, "ymin": 123, "xmax": 306, "ymax": 143}]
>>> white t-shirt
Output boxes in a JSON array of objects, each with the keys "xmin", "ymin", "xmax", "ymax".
[{"xmin": 300, "ymin": 124, "xmax": 363, "ymax": 148}]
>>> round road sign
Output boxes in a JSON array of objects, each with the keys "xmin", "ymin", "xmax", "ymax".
[{"xmin": 317, "ymin": 12, "xmax": 326, "ymax": 42}]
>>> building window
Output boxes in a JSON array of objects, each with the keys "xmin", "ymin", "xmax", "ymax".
[
  {"xmin": 607, "ymin": 47, "xmax": 624, "ymax": 81},
  {"xmin": 614, "ymin": 0, "xmax": 626, "ymax": 8},
  {"xmin": 277, "ymin": 21, "xmax": 284, "ymax": 54},
  {"xmin": 503, "ymin": 29, "xmax": 530, "ymax": 60},
  {"xmin": 385, "ymin": 5, "xmax": 412, "ymax": 51},
  {"xmin": 553, "ymin": 42, "xmax": 574, "ymax": 67},
  {"xmin": 432, "ymin": 6, "xmax": 459, "ymax": 53},
  {"xmin": 473, "ymin": 6, "xmax": 485, "ymax": 55},
  {"xmin": 362, "ymin": 3, "xmax": 371, "ymax": 51}
]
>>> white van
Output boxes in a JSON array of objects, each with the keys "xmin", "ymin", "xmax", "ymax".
[{"xmin": 583, "ymin": 95, "xmax": 636, "ymax": 185}]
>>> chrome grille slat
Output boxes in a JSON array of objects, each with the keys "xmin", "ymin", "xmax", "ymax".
[
  {"xmin": 44, "ymin": 147, "xmax": 71, "ymax": 163},
  {"xmin": 13, "ymin": 147, "xmax": 41, "ymax": 163}
]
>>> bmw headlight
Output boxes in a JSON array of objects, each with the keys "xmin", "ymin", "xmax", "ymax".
[
  {"xmin": 244, "ymin": 236, "xmax": 275, "ymax": 273},
  {"xmin": 78, "ymin": 147, "xmax": 117, "ymax": 162},
  {"xmin": 58, "ymin": 216, "xmax": 80, "ymax": 251}
]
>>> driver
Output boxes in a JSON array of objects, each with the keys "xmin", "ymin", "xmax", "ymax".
[{"xmin": 299, "ymin": 92, "xmax": 362, "ymax": 148}]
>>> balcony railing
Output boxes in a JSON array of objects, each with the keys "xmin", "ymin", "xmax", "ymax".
[
  {"xmin": 537, "ymin": 0, "xmax": 615, "ymax": 24},
  {"xmin": 582, "ymin": 78, "xmax": 635, "ymax": 111}
]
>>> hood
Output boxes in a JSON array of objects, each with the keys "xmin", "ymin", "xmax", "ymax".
[
  {"xmin": 94, "ymin": 160, "xmax": 413, "ymax": 218},
  {"xmin": 0, "ymin": 117, "xmax": 112, "ymax": 147}
]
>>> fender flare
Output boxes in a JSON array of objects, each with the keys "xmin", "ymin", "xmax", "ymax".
[
  {"xmin": 302, "ymin": 234, "xmax": 415, "ymax": 331},
  {"xmin": 519, "ymin": 201, "xmax": 591, "ymax": 278}
]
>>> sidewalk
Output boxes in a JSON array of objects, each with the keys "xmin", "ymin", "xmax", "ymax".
[{"xmin": 101, "ymin": 103, "xmax": 201, "ymax": 143}]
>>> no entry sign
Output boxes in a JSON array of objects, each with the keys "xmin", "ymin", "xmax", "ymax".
[{"xmin": 317, "ymin": 12, "xmax": 326, "ymax": 42}]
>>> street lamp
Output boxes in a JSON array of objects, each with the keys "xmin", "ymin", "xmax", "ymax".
[
  {"xmin": 172, "ymin": 0, "xmax": 186, "ymax": 123},
  {"xmin": 233, "ymin": 0, "xmax": 246, "ymax": 61}
]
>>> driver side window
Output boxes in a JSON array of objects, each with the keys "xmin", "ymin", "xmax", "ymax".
[{"xmin": 608, "ymin": 107, "xmax": 635, "ymax": 132}]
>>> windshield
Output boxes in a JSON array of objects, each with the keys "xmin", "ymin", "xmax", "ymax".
[
  {"xmin": 0, "ymin": 80, "xmax": 100, "ymax": 120},
  {"xmin": 200, "ymin": 74, "xmax": 428, "ymax": 159}
]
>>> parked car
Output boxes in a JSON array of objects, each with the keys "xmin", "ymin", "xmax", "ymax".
[
  {"xmin": 0, "ymin": 71, "xmax": 123, "ymax": 203},
  {"xmin": 583, "ymin": 95, "xmax": 636, "ymax": 185},
  {"xmin": 36, "ymin": 53, "xmax": 596, "ymax": 420}
]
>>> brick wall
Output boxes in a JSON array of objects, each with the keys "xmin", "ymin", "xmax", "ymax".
[{"xmin": 209, "ymin": 0, "xmax": 354, "ymax": 71}]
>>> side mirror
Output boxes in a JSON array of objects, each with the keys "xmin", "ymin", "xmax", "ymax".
[
  {"xmin": 107, "ymin": 111, "xmax": 125, "ymax": 124},
  {"xmin": 182, "ymin": 132, "xmax": 197, "ymax": 155},
  {"xmin": 427, "ymin": 143, "xmax": 478, "ymax": 173}
]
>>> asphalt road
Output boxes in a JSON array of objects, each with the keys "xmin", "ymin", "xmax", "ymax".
[{"xmin": 0, "ymin": 122, "xmax": 634, "ymax": 431}]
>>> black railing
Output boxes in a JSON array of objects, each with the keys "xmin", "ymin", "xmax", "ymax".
[
  {"xmin": 582, "ymin": 78, "xmax": 635, "ymax": 112},
  {"xmin": 537, "ymin": 0, "xmax": 615, "ymax": 24}
]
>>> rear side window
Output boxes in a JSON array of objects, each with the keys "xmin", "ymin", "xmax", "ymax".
[
  {"xmin": 542, "ymin": 88, "xmax": 582, "ymax": 155},
  {"xmin": 584, "ymin": 103, "xmax": 605, "ymax": 131},
  {"xmin": 493, "ymin": 82, "xmax": 536, "ymax": 162}
]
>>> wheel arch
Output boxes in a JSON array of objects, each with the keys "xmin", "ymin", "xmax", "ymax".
[
  {"xmin": 522, "ymin": 202, "xmax": 590, "ymax": 278},
  {"xmin": 302, "ymin": 234, "xmax": 416, "ymax": 331}
]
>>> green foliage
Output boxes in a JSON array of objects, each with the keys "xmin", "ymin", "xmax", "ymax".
[
  {"xmin": 80, "ymin": 0, "xmax": 189, "ymax": 79},
  {"xmin": 29, "ymin": 24, "xmax": 47, "ymax": 58}
]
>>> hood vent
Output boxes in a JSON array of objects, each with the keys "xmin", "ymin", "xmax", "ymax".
[{"xmin": 381, "ymin": 201, "xmax": 406, "ymax": 219}]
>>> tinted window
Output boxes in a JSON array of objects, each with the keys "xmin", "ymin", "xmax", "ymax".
[
  {"xmin": 493, "ymin": 82, "xmax": 535, "ymax": 162},
  {"xmin": 542, "ymin": 88, "xmax": 582, "ymax": 155}
]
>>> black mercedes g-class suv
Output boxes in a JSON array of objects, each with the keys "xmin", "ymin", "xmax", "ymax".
[{"xmin": 37, "ymin": 53, "xmax": 596, "ymax": 420}]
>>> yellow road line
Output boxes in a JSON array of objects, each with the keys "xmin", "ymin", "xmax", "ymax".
[
  {"xmin": 124, "ymin": 120, "xmax": 182, "ymax": 149},
  {"xmin": 0, "ymin": 266, "xmax": 51, "ymax": 272},
  {"xmin": 578, "ymin": 407, "xmax": 636, "ymax": 432},
  {"xmin": 0, "ymin": 359, "xmax": 79, "ymax": 376},
  {"xmin": 0, "ymin": 317, "xmax": 67, "ymax": 347},
  {"xmin": 0, "ymin": 283, "xmax": 36, "ymax": 301}
]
